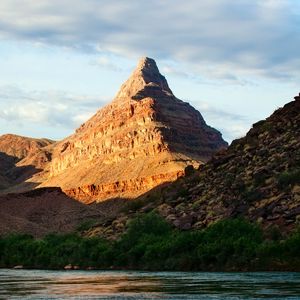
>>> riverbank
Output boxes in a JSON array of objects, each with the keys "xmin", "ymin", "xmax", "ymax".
[{"xmin": 1, "ymin": 213, "xmax": 299, "ymax": 272}]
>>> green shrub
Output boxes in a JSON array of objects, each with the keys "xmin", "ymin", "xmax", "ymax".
[
  {"xmin": 242, "ymin": 187, "xmax": 263, "ymax": 202},
  {"xmin": 277, "ymin": 169, "xmax": 300, "ymax": 188},
  {"xmin": 0, "ymin": 214, "xmax": 299, "ymax": 271},
  {"xmin": 76, "ymin": 219, "xmax": 97, "ymax": 232}
]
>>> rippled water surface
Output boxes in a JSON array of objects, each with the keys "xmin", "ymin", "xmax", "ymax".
[{"xmin": 0, "ymin": 269, "xmax": 299, "ymax": 299}]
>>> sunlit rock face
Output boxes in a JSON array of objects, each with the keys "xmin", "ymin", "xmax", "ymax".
[{"xmin": 1, "ymin": 57, "xmax": 227, "ymax": 203}]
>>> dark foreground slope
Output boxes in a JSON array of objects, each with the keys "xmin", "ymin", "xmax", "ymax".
[
  {"xmin": 166, "ymin": 93, "xmax": 300, "ymax": 231},
  {"xmin": 87, "ymin": 94, "xmax": 300, "ymax": 238},
  {"xmin": 151, "ymin": 94, "xmax": 300, "ymax": 233}
]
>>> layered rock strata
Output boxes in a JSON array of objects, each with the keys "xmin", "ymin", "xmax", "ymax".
[
  {"xmin": 38, "ymin": 57, "xmax": 227, "ymax": 202},
  {"xmin": 1, "ymin": 57, "xmax": 227, "ymax": 202}
]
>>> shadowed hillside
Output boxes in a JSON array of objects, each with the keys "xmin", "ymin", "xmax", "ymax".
[{"xmin": 86, "ymin": 94, "xmax": 300, "ymax": 239}]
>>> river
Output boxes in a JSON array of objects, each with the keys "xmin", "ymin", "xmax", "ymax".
[{"xmin": 0, "ymin": 269, "xmax": 299, "ymax": 299}]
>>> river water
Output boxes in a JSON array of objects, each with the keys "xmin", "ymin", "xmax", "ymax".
[{"xmin": 0, "ymin": 269, "xmax": 299, "ymax": 299}]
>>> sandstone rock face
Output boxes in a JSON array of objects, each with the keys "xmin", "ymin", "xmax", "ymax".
[
  {"xmin": 64, "ymin": 171, "xmax": 185, "ymax": 204},
  {"xmin": 0, "ymin": 58, "xmax": 226, "ymax": 202},
  {"xmin": 32, "ymin": 57, "xmax": 226, "ymax": 202}
]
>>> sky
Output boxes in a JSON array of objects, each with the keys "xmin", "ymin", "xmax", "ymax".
[{"xmin": 0, "ymin": 0, "xmax": 299, "ymax": 143}]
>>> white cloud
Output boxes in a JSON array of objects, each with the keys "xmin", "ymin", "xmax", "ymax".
[
  {"xmin": 192, "ymin": 101, "xmax": 253, "ymax": 142},
  {"xmin": 0, "ymin": 1, "xmax": 298, "ymax": 141},
  {"xmin": 71, "ymin": 112, "xmax": 94, "ymax": 124},
  {"xmin": 90, "ymin": 54, "xmax": 125, "ymax": 72},
  {"xmin": 224, "ymin": 124, "xmax": 251, "ymax": 140},
  {"xmin": 0, "ymin": 85, "xmax": 106, "ymax": 132},
  {"xmin": 0, "ymin": 0, "xmax": 298, "ymax": 83},
  {"xmin": 161, "ymin": 65, "xmax": 190, "ymax": 79},
  {"xmin": 196, "ymin": 102, "xmax": 247, "ymax": 122}
]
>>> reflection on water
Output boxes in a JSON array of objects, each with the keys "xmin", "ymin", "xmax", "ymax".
[{"xmin": 0, "ymin": 269, "xmax": 299, "ymax": 299}]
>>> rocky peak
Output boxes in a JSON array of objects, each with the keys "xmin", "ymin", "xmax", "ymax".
[
  {"xmin": 136, "ymin": 57, "xmax": 171, "ymax": 91},
  {"xmin": 137, "ymin": 56, "xmax": 159, "ymax": 74},
  {"xmin": 115, "ymin": 57, "xmax": 173, "ymax": 102},
  {"xmin": 1, "ymin": 57, "xmax": 227, "ymax": 203}
]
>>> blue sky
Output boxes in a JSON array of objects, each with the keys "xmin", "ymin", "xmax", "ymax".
[{"xmin": 0, "ymin": 0, "xmax": 299, "ymax": 142}]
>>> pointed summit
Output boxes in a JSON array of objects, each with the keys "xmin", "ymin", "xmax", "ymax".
[
  {"xmin": 115, "ymin": 57, "xmax": 173, "ymax": 101},
  {"xmin": 136, "ymin": 57, "xmax": 159, "ymax": 73}
]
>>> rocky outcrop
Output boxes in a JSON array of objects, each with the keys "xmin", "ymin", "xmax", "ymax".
[
  {"xmin": 157, "ymin": 94, "xmax": 300, "ymax": 232},
  {"xmin": 64, "ymin": 170, "xmax": 184, "ymax": 204},
  {"xmin": 0, "ymin": 134, "xmax": 53, "ymax": 161},
  {"xmin": 31, "ymin": 57, "xmax": 226, "ymax": 202}
]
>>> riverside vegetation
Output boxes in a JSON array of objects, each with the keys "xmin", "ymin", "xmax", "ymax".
[{"xmin": 0, "ymin": 213, "xmax": 299, "ymax": 271}]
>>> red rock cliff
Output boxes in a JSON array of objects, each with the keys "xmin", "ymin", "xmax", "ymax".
[{"xmin": 3, "ymin": 57, "xmax": 228, "ymax": 202}]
